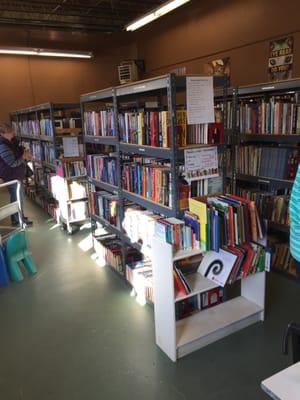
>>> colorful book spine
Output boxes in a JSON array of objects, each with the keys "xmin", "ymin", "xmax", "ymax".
[
  {"xmin": 90, "ymin": 190, "xmax": 118, "ymax": 226},
  {"xmin": 122, "ymin": 162, "xmax": 171, "ymax": 207},
  {"xmin": 239, "ymin": 95, "xmax": 298, "ymax": 135},
  {"xmin": 84, "ymin": 110, "xmax": 116, "ymax": 136},
  {"xmin": 86, "ymin": 154, "xmax": 117, "ymax": 186},
  {"xmin": 236, "ymin": 145, "xmax": 298, "ymax": 179}
]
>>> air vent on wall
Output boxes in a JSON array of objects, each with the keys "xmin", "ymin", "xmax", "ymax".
[{"xmin": 118, "ymin": 60, "xmax": 145, "ymax": 85}]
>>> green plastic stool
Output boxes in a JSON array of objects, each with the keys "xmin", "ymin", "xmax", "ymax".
[{"xmin": 5, "ymin": 231, "xmax": 37, "ymax": 282}]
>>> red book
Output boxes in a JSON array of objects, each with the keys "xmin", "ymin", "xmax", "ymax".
[{"xmin": 208, "ymin": 123, "xmax": 224, "ymax": 144}]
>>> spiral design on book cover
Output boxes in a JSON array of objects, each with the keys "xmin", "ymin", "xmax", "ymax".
[{"xmin": 204, "ymin": 260, "xmax": 223, "ymax": 277}]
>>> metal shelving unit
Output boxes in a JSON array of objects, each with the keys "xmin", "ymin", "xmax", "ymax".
[
  {"xmin": 81, "ymin": 73, "xmax": 229, "ymax": 278},
  {"xmin": 10, "ymin": 102, "xmax": 88, "ymax": 233},
  {"xmin": 232, "ymin": 78, "xmax": 300, "ymax": 280}
]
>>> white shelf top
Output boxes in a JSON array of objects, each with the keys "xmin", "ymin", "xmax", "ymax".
[
  {"xmin": 176, "ymin": 296, "xmax": 263, "ymax": 348},
  {"xmin": 175, "ymin": 273, "xmax": 219, "ymax": 302},
  {"xmin": 261, "ymin": 362, "xmax": 300, "ymax": 400},
  {"xmin": 173, "ymin": 248, "xmax": 203, "ymax": 262}
]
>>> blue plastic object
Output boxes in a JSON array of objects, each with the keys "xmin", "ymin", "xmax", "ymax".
[
  {"xmin": 5, "ymin": 231, "xmax": 37, "ymax": 283},
  {"xmin": 0, "ymin": 245, "xmax": 9, "ymax": 287}
]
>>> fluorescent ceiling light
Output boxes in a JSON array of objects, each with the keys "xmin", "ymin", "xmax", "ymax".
[
  {"xmin": 126, "ymin": 0, "xmax": 190, "ymax": 31},
  {"xmin": 38, "ymin": 50, "xmax": 92, "ymax": 59},
  {"xmin": 0, "ymin": 47, "xmax": 93, "ymax": 59},
  {"xmin": 0, "ymin": 48, "xmax": 37, "ymax": 55}
]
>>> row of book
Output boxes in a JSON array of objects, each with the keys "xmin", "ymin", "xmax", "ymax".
[
  {"xmin": 271, "ymin": 241, "xmax": 297, "ymax": 276},
  {"xmin": 90, "ymin": 190, "xmax": 118, "ymax": 226},
  {"xmin": 238, "ymin": 96, "xmax": 300, "ymax": 135},
  {"xmin": 51, "ymin": 176, "xmax": 88, "ymax": 202},
  {"xmin": 93, "ymin": 235, "xmax": 123, "ymax": 274},
  {"xmin": 18, "ymin": 119, "xmax": 40, "ymax": 136},
  {"xmin": 93, "ymin": 233, "xmax": 143, "ymax": 276},
  {"xmin": 236, "ymin": 145, "xmax": 299, "ymax": 180},
  {"xmin": 236, "ymin": 189, "xmax": 290, "ymax": 226},
  {"xmin": 43, "ymin": 143, "xmax": 56, "ymax": 165},
  {"xmin": 86, "ymin": 154, "xmax": 117, "ymax": 186},
  {"xmin": 122, "ymin": 162, "xmax": 171, "ymax": 207},
  {"xmin": 56, "ymin": 161, "xmax": 86, "ymax": 178},
  {"xmin": 126, "ymin": 259, "xmax": 153, "ymax": 303},
  {"xmin": 40, "ymin": 118, "xmax": 53, "ymax": 136},
  {"xmin": 118, "ymin": 110, "xmax": 225, "ymax": 148},
  {"xmin": 175, "ymin": 288, "xmax": 223, "ymax": 320},
  {"xmin": 84, "ymin": 110, "xmax": 115, "ymax": 137},
  {"xmin": 155, "ymin": 196, "xmax": 263, "ymax": 253}
]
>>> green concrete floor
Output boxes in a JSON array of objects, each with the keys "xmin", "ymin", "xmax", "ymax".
[{"xmin": 0, "ymin": 199, "xmax": 299, "ymax": 400}]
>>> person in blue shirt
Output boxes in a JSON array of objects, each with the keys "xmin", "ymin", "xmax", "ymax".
[
  {"xmin": 289, "ymin": 164, "xmax": 300, "ymax": 277},
  {"xmin": 0, "ymin": 122, "xmax": 33, "ymax": 226}
]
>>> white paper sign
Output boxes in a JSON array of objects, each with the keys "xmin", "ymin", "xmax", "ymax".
[
  {"xmin": 184, "ymin": 146, "xmax": 219, "ymax": 180},
  {"xmin": 186, "ymin": 76, "xmax": 215, "ymax": 125},
  {"xmin": 63, "ymin": 137, "xmax": 79, "ymax": 157}
]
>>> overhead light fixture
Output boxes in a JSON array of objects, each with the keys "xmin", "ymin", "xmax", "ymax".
[
  {"xmin": 126, "ymin": 0, "xmax": 191, "ymax": 31},
  {"xmin": 0, "ymin": 47, "xmax": 93, "ymax": 59},
  {"xmin": 38, "ymin": 50, "xmax": 92, "ymax": 59},
  {"xmin": 0, "ymin": 48, "xmax": 37, "ymax": 56}
]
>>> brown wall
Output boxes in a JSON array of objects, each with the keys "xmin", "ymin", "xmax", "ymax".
[
  {"xmin": 135, "ymin": 0, "xmax": 300, "ymax": 84},
  {"xmin": 0, "ymin": 26, "xmax": 137, "ymax": 121},
  {"xmin": 1, "ymin": 0, "xmax": 300, "ymax": 121}
]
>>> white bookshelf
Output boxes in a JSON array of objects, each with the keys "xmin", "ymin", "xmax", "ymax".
[{"xmin": 152, "ymin": 237, "xmax": 266, "ymax": 362}]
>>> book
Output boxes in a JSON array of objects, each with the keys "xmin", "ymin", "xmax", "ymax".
[
  {"xmin": 84, "ymin": 110, "xmax": 115, "ymax": 137},
  {"xmin": 86, "ymin": 154, "xmax": 117, "ymax": 186}
]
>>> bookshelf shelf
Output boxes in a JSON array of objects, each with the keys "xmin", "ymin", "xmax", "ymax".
[
  {"xmin": 268, "ymin": 222, "xmax": 290, "ymax": 234},
  {"xmin": 119, "ymin": 142, "xmax": 172, "ymax": 158},
  {"xmin": 239, "ymin": 134, "xmax": 300, "ymax": 143},
  {"xmin": 175, "ymin": 273, "xmax": 218, "ymax": 302},
  {"xmin": 40, "ymin": 135, "xmax": 54, "ymax": 142},
  {"xmin": 272, "ymin": 266, "xmax": 299, "ymax": 281},
  {"xmin": 19, "ymin": 134, "xmax": 40, "ymax": 141},
  {"xmin": 176, "ymin": 296, "xmax": 263, "ymax": 355},
  {"xmin": 83, "ymin": 135, "xmax": 117, "ymax": 145},
  {"xmin": 91, "ymin": 214, "xmax": 121, "ymax": 237},
  {"xmin": 121, "ymin": 189, "xmax": 175, "ymax": 218},
  {"xmin": 88, "ymin": 177, "xmax": 118, "ymax": 194},
  {"xmin": 172, "ymin": 248, "xmax": 204, "ymax": 262},
  {"xmin": 235, "ymin": 173, "xmax": 293, "ymax": 189}
]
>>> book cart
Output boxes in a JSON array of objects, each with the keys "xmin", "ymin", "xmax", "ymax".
[
  {"xmin": 81, "ymin": 74, "xmax": 267, "ymax": 361},
  {"xmin": 231, "ymin": 78, "xmax": 300, "ymax": 280},
  {"xmin": 10, "ymin": 103, "xmax": 88, "ymax": 234}
]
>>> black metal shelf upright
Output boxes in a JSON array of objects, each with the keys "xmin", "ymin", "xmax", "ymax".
[
  {"xmin": 81, "ymin": 73, "xmax": 229, "ymax": 276},
  {"xmin": 231, "ymin": 78, "xmax": 300, "ymax": 280}
]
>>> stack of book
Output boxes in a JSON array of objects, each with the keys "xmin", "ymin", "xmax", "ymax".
[
  {"xmin": 126, "ymin": 259, "xmax": 153, "ymax": 303},
  {"xmin": 118, "ymin": 109, "xmax": 225, "ymax": 148},
  {"xmin": 86, "ymin": 154, "xmax": 117, "ymax": 186},
  {"xmin": 93, "ymin": 236, "xmax": 123, "ymax": 274},
  {"xmin": 250, "ymin": 192, "xmax": 289, "ymax": 226},
  {"xmin": 43, "ymin": 143, "xmax": 56, "ymax": 164},
  {"xmin": 122, "ymin": 161, "xmax": 171, "ymax": 206},
  {"xmin": 84, "ymin": 110, "xmax": 115, "ymax": 136},
  {"xmin": 90, "ymin": 191, "xmax": 118, "ymax": 226},
  {"xmin": 175, "ymin": 287, "xmax": 223, "ymax": 320},
  {"xmin": 239, "ymin": 96, "xmax": 300, "ymax": 134},
  {"xmin": 19, "ymin": 119, "xmax": 40, "ymax": 136},
  {"xmin": 40, "ymin": 118, "xmax": 53, "ymax": 136},
  {"xmin": 119, "ymin": 110, "xmax": 173, "ymax": 148},
  {"xmin": 236, "ymin": 145, "xmax": 298, "ymax": 179},
  {"xmin": 123, "ymin": 206, "xmax": 161, "ymax": 248},
  {"xmin": 57, "ymin": 161, "xmax": 86, "ymax": 178},
  {"xmin": 271, "ymin": 241, "xmax": 297, "ymax": 276},
  {"xmin": 31, "ymin": 142, "xmax": 42, "ymax": 161}
]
